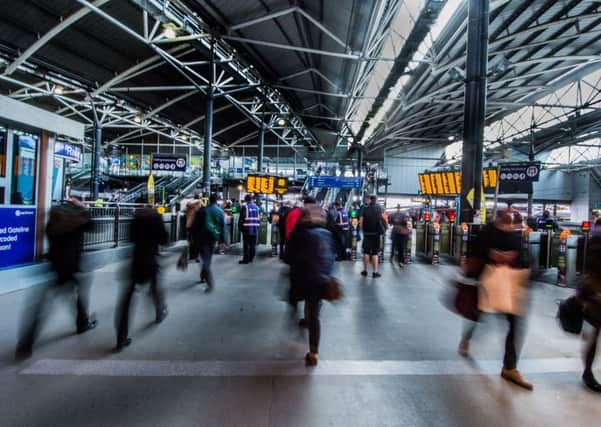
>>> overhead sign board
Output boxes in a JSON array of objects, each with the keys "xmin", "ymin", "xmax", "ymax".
[
  {"xmin": 307, "ymin": 176, "xmax": 363, "ymax": 189},
  {"xmin": 151, "ymin": 154, "xmax": 187, "ymax": 172},
  {"xmin": 498, "ymin": 162, "xmax": 541, "ymax": 182},
  {"xmin": 418, "ymin": 169, "xmax": 497, "ymax": 196},
  {"xmin": 54, "ymin": 142, "xmax": 82, "ymax": 162},
  {"xmin": 246, "ymin": 174, "xmax": 288, "ymax": 195},
  {"xmin": 0, "ymin": 207, "xmax": 36, "ymax": 269}
]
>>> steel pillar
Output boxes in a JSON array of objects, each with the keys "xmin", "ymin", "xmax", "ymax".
[
  {"xmin": 357, "ymin": 148, "xmax": 363, "ymax": 176},
  {"xmin": 460, "ymin": 0, "xmax": 489, "ymax": 223},
  {"xmin": 203, "ymin": 38, "xmax": 215, "ymax": 195},
  {"xmin": 91, "ymin": 109, "xmax": 103, "ymax": 200},
  {"xmin": 258, "ymin": 124, "xmax": 265, "ymax": 173}
]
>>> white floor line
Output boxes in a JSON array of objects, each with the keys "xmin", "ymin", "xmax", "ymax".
[{"xmin": 19, "ymin": 357, "xmax": 585, "ymax": 377}]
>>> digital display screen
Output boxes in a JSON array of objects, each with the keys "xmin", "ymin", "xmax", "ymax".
[
  {"xmin": 418, "ymin": 169, "xmax": 497, "ymax": 196},
  {"xmin": 245, "ymin": 175, "xmax": 288, "ymax": 195}
]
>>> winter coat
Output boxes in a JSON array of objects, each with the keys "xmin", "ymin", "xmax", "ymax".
[{"xmin": 130, "ymin": 208, "xmax": 168, "ymax": 284}]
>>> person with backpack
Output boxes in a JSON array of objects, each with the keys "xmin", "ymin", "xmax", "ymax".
[
  {"xmin": 115, "ymin": 206, "xmax": 169, "ymax": 351},
  {"xmin": 359, "ymin": 195, "xmax": 387, "ymax": 278},
  {"xmin": 16, "ymin": 198, "xmax": 96, "ymax": 360},
  {"xmin": 390, "ymin": 205, "xmax": 410, "ymax": 267},
  {"xmin": 238, "ymin": 194, "xmax": 260, "ymax": 264},
  {"xmin": 190, "ymin": 193, "xmax": 225, "ymax": 292}
]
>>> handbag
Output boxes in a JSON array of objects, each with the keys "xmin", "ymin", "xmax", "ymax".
[
  {"xmin": 557, "ymin": 295, "xmax": 583, "ymax": 334},
  {"xmin": 478, "ymin": 264, "xmax": 529, "ymax": 315},
  {"xmin": 447, "ymin": 280, "xmax": 480, "ymax": 321},
  {"xmin": 177, "ymin": 246, "xmax": 189, "ymax": 271},
  {"xmin": 323, "ymin": 277, "xmax": 343, "ymax": 301}
]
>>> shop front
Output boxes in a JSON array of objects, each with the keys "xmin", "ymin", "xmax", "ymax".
[{"xmin": 0, "ymin": 94, "xmax": 84, "ymax": 271}]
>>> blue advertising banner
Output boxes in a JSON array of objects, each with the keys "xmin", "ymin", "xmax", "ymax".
[
  {"xmin": 151, "ymin": 154, "xmax": 187, "ymax": 172},
  {"xmin": 0, "ymin": 207, "xmax": 36, "ymax": 269},
  {"xmin": 307, "ymin": 176, "xmax": 363, "ymax": 189}
]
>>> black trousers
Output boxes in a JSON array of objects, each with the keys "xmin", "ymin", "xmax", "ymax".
[
  {"xmin": 392, "ymin": 234, "xmax": 408, "ymax": 263},
  {"xmin": 199, "ymin": 241, "xmax": 216, "ymax": 287},
  {"xmin": 585, "ymin": 326, "xmax": 600, "ymax": 374},
  {"xmin": 242, "ymin": 233, "xmax": 257, "ymax": 262},
  {"xmin": 17, "ymin": 272, "xmax": 91, "ymax": 353},
  {"xmin": 115, "ymin": 273, "xmax": 165, "ymax": 344},
  {"xmin": 463, "ymin": 313, "xmax": 522, "ymax": 370},
  {"xmin": 305, "ymin": 298, "xmax": 321, "ymax": 353}
]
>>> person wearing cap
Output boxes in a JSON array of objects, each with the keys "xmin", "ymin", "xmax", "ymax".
[{"xmin": 239, "ymin": 194, "xmax": 260, "ymax": 264}]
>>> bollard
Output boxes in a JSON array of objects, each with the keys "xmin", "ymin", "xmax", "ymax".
[
  {"xmin": 404, "ymin": 225, "xmax": 413, "ymax": 264},
  {"xmin": 459, "ymin": 223, "xmax": 469, "ymax": 268},
  {"xmin": 432, "ymin": 222, "xmax": 441, "ymax": 265},
  {"xmin": 557, "ymin": 229, "xmax": 570, "ymax": 286}
]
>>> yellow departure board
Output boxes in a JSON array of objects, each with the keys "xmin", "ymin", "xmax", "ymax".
[
  {"xmin": 418, "ymin": 169, "xmax": 497, "ymax": 195},
  {"xmin": 245, "ymin": 174, "xmax": 288, "ymax": 195}
]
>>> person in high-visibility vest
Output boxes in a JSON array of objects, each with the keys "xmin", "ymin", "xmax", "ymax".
[
  {"xmin": 238, "ymin": 194, "xmax": 260, "ymax": 264},
  {"xmin": 334, "ymin": 201, "xmax": 349, "ymax": 260}
]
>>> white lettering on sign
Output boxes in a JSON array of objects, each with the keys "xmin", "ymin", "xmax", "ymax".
[{"xmin": 0, "ymin": 225, "xmax": 31, "ymax": 252}]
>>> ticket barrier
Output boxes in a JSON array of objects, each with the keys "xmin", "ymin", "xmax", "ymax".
[
  {"xmin": 415, "ymin": 221, "xmax": 454, "ymax": 264},
  {"xmin": 271, "ymin": 221, "xmax": 280, "ymax": 256},
  {"xmin": 258, "ymin": 217, "xmax": 268, "ymax": 245},
  {"xmin": 230, "ymin": 214, "xmax": 241, "ymax": 244}
]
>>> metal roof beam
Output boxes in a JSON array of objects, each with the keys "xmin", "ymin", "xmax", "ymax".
[{"xmin": 4, "ymin": 0, "xmax": 111, "ymax": 76}]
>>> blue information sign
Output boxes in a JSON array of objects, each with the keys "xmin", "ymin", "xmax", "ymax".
[
  {"xmin": 0, "ymin": 207, "xmax": 37, "ymax": 269},
  {"xmin": 307, "ymin": 176, "xmax": 363, "ymax": 189},
  {"xmin": 151, "ymin": 154, "xmax": 187, "ymax": 172},
  {"xmin": 54, "ymin": 142, "xmax": 82, "ymax": 162}
]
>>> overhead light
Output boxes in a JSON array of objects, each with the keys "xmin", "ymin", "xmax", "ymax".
[
  {"xmin": 448, "ymin": 135, "xmax": 455, "ymax": 141},
  {"xmin": 162, "ymin": 23, "xmax": 178, "ymax": 40},
  {"xmin": 277, "ymin": 118, "xmax": 286, "ymax": 126},
  {"xmin": 181, "ymin": 134, "xmax": 188, "ymax": 141},
  {"xmin": 347, "ymin": 136, "xmax": 354, "ymax": 143},
  {"xmin": 133, "ymin": 114, "xmax": 142, "ymax": 124},
  {"xmin": 53, "ymin": 85, "xmax": 64, "ymax": 95}
]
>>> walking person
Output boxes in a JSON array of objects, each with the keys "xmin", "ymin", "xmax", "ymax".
[
  {"xmin": 16, "ymin": 198, "xmax": 97, "ymax": 360},
  {"xmin": 390, "ymin": 205, "xmax": 410, "ymax": 267},
  {"xmin": 238, "ymin": 194, "xmax": 260, "ymax": 264},
  {"xmin": 277, "ymin": 200, "xmax": 292, "ymax": 259},
  {"xmin": 359, "ymin": 195, "xmax": 387, "ymax": 278},
  {"xmin": 115, "ymin": 207, "xmax": 169, "ymax": 351},
  {"xmin": 286, "ymin": 204, "xmax": 337, "ymax": 366},
  {"xmin": 458, "ymin": 210, "xmax": 533, "ymax": 390},
  {"xmin": 579, "ymin": 220, "xmax": 601, "ymax": 392},
  {"xmin": 334, "ymin": 201, "xmax": 350, "ymax": 261},
  {"xmin": 190, "ymin": 193, "xmax": 225, "ymax": 292}
]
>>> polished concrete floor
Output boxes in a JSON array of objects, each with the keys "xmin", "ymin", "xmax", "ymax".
[{"xmin": 0, "ymin": 247, "xmax": 600, "ymax": 426}]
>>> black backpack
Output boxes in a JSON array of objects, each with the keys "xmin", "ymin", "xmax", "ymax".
[{"xmin": 557, "ymin": 295, "xmax": 583, "ymax": 334}]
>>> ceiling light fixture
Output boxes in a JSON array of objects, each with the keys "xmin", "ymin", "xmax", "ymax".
[
  {"xmin": 162, "ymin": 23, "xmax": 178, "ymax": 40},
  {"xmin": 133, "ymin": 114, "xmax": 142, "ymax": 124},
  {"xmin": 277, "ymin": 118, "xmax": 286, "ymax": 126}
]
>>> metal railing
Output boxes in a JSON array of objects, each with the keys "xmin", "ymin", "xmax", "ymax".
[{"xmin": 81, "ymin": 202, "xmax": 178, "ymax": 249}]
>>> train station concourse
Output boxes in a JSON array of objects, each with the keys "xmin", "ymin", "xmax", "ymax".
[{"xmin": 2, "ymin": 0, "xmax": 601, "ymax": 425}]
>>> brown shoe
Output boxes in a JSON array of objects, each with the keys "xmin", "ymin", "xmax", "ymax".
[
  {"xmin": 305, "ymin": 352, "xmax": 318, "ymax": 366},
  {"xmin": 458, "ymin": 339, "xmax": 470, "ymax": 358},
  {"xmin": 501, "ymin": 368, "xmax": 533, "ymax": 390}
]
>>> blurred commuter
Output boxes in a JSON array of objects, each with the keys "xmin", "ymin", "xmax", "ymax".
[
  {"xmin": 277, "ymin": 201, "xmax": 292, "ymax": 259},
  {"xmin": 333, "ymin": 201, "xmax": 349, "ymax": 261},
  {"xmin": 284, "ymin": 200, "xmax": 304, "ymax": 241},
  {"xmin": 286, "ymin": 204, "xmax": 337, "ymax": 366},
  {"xmin": 185, "ymin": 194, "xmax": 202, "ymax": 240},
  {"xmin": 579, "ymin": 220, "xmax": 601, "ymax": 392},
  {"xmin": 536, "ymin": 210, "xmax": 558, "ymax": 232},
  {"xmin": 16, "ymin": 198, "xmax": 96, "ymax": 360},
  {"xmin": 360, "ymin": 195, "xmax": 386, "ymax": 278},
  {"xmin": 239, "ymin": 194, "xmax": 260, "ymax": 264},
  {"xmin": 390, "ymin": 205, "xmax": 410, "ymax": 267},
  {"xmin": 191, "ymin": 194, "xmax": 225, "ymax": 291},
  {"xmin": 115, "ymin": 207, "xmax": 168, "ymax": 351},
  {"xmin": 458, "ymin": 211, "xmax": 533, "ymax": 390}
]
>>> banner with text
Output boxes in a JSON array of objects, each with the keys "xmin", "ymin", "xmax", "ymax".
[
  {"xmin": 0, "ymin": 207, "xmax": 36, "ymax": 269},
  {"xmin": 307, "ymin": 176, "xmax": 363, "ymax": 189}
]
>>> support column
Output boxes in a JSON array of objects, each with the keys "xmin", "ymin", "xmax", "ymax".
[
  {"xmin": 527, "ymin": 139, "xmax": 535, "ymax": 218},
  {"xmin": 203, "ymin": 38, "xmax": 215, "ymax": 195},
  {"xmin": 91, "ymin": 119, "xmax": 103, "ymax": 200},
  {"xmin": 258, "ymin": 123, "xmax": 265, "ymax": 173},
  {"xmin": 460, "ymin": 0, "xmax": 489, "ymax": 223},
  {"xmin": 357, "ymin": 147, "xmax": 363, "ymax": 176}
]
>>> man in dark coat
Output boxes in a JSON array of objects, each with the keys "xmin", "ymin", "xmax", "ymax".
[
  {"xmin": 115, "ymin": 207, "xmax": 168, "ymax": 351},
  {"xmin": 16, "ymin": 198, "xmax": 96, "ymax": 360}
]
